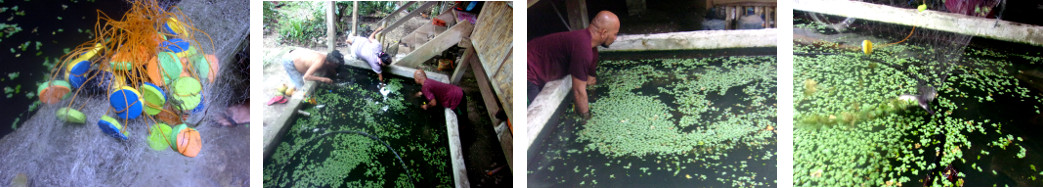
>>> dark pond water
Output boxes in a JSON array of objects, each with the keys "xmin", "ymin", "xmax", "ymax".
[
  {"xmin": 793, "ymin": 16, "xmax": 1043, "ymax": 185},
  {"xmin": 263, "ymin": 66, "xmax": 452, "ymax": 187},
  {"xmin": 528, "ymin": 52, "xmax": 778, "ymax": 187},
  {"xmin": 0, "ymin": 0, "xmax": 135, "ymax": 138}
]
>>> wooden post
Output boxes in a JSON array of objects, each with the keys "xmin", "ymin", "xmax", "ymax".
[
  {"xmin": 352, "ymin": 1, "xmax": 358, "ymax": 36},
  {"xmin": 755, "ymin": 6, "xmax": 764, "ymax": 28},
  {"xmin": 725, "ymin": 6, "xmax": 734, "ymax": 29},
  {"xmin": 327, "ymin": 1, "xmax": 335, "ymax": 52},
  {"xmin": 565, "ymin": 0, "xmax": 588, "ymax": 30},
  {"xmin": 450, "ymin": 47, "xmax": 475, "ymax": 85},
  {"xmin": 766, "ymin": 7, "xmax": 774, "ymax": 28},
  {"xmin": 795, "ymin": 0, "xmax": 1043, "ymax": 46}
]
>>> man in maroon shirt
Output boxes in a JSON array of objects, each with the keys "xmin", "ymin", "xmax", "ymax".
[
  {"xmin": 414, "ymin": 70, "xmax": 465, "ymax": 113},
  {"xmin": 527, "ymin": 10, "xmax": 620, "ymax": 119}
]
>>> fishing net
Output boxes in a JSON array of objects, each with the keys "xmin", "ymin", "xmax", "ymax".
[
  {"xmin": 862, "ymin": 1, "xmax": 975, "ymax": 93},
  {"xmin": 809, "ymin": 0, "xmax": 982, "ymax": 97}
]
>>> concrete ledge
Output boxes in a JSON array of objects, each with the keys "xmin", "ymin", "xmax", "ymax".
[
  {"xmin": 444, "ymin": 108, "xmax": 470, "ymax": 188},
  {"xmin": 262, "ymin": 81, "xmax": 316, "ymax": 160},
  {"xmin": 343, "ymin": 58, "xmax": 450, "ymax": 83},
  {"xmin": 525, "ymin": 76, "xmax": 572, "ymax": 148},
  {"xmin": 794, "ymin": 0, "xmax": 1043, "ymax": 47},
  {"xmin": 600, "ymin": 29, "xmax": 778, "ymax": 52}
]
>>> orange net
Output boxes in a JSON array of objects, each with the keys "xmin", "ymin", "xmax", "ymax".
[{"xmin": 43, "ymin": 0, "xmax": 216, "ymax": 148}]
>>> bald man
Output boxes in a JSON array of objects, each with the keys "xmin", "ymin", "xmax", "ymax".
[{"xmin": 527, "ymin": 10, "xmax": 620, "ymax": 119}]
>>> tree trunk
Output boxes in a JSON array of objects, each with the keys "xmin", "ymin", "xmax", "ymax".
[{"xmin": 335, "ymin": 2, "xmax": 349, "ymax": 33}]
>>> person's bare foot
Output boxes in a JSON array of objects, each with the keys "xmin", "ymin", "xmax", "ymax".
[{"xmin": 216, "ymin": 103, "xmax": 250, "ymax": 126}]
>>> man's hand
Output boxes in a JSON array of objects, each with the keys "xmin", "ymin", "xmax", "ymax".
[
  {"xmin": 588, "ymin": 76, "xmax": 597, "ymax": 86},
  {"xmin": 421, "ymin": 104, "xmax": 428, "ymax": 110},
  {"xmin": 320, "ymin": 77, "xmax": 333, "ymax": 83},
  {"xmin": 580, "ymin": 111, "xmax": 591, "ymax": 120},
  {"xmin": 415, "ymin": 92, "xmax": 423, "ymax": 97}
]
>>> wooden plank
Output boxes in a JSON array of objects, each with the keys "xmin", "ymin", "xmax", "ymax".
[
  {"xmin": 468, "ymin": 52, "xmax": 513, "ymax": 174},
  {"xmin": 377, "ymin": 1, "xmax": 417, "ymax": 25},
  {"xmin": 470, "ymin": 2, "xmax": 514, "ymax": 127},
  {"xmin": 600, "ymin": 29, "xmax": 777, "ymax": 52},
  {"xmin": 468, "ymin": 53, "xmax": 503, "ymax": 127},
  {"xmin": 566, "ymin": 0, "xmax": 588, "ymax": 30},
  {"xmin": 472, "ymin": 2, "xmax": 513, "ymax": 79},
  {"xmin": 450, "ymin": 47, "xmax": 476, "ymax": 85},
  {"xmin": 795, "ymin": 0, "xmax": 1043, "ymax": 47},
  {"xmin": 489, "ymin": 50, "xmax": 513, "ymax": 123},
  {"xmin": 394, "ymin": 21, "xmax": 474, "ymax": 67},
  {"xmin": 397, "ymin": 8, "xmax": 458, "ymax": 55},
  {"xmin": 385, "ymin": 2, "xmax": 437, "ymax": 33},
  {"xmin": 527, "ymin": 0, "xmax": 539, "ymax": 8}
]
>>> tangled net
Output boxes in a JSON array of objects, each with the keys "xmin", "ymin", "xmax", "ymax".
[{"xmin": 38, "ymin": 0, "xmax": 218, "ymax": 156}]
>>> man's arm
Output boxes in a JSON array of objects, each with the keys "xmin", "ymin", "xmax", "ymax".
[
  {"xmin": 302, "ymin": 61, "xmax": 332, "ymax": 83},
  {"xmin": 422, "ymin": 98, "xmax": 438, "ymax": 110},
  {"xmin": 572, "ymin": 75, "xmax": 591, "ymax": 119}
]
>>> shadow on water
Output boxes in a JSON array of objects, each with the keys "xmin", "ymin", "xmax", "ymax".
[{"xmin": 946, "ymin": 80, "xmax": 1043, "ymax": 187}]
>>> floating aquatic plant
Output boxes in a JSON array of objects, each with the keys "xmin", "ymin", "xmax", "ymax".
[
  {"xmin": 531, "ymin": 55, "xmax": 778, "ymax": 187},
  {"xmin": 793, "ymin": 42, "xmax": 1043, "ymax": 186},
  {"xmin": 263, "ymin": 71, "xmax": 451, "ymax": 187}
]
